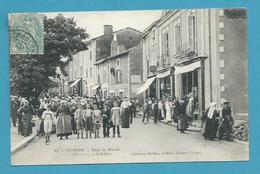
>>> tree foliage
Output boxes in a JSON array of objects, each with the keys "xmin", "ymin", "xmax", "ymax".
[{"xmin": 10, "ymin": 14, "xmax": 89, "ymax": 104}]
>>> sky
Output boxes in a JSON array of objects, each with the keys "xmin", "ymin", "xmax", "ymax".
[{"xmin": 44, "ymin": 10, "xmax": 162, "ymax": 39}]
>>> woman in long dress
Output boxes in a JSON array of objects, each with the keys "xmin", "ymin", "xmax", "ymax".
[
  {"xmin": 177, "ymin": 100, "xmax": 187, "ymax": 133},
  {"xmin": 165, "ymin": 99, "xmax": 172, "ymax": 122},
  {"xmin": 158, "ymin": 99, "xmax": 164, "ymax": 121},
  {"xmin": 56, "ymin": 100, "xmax": 72, "ymax": 140},
  {"xmin": 120, "ymin": 98, "xmax": 130, "ymax": 128},
  {"xmin": 42, "ymin": 105, "xmax": 53, "ymax": 145},
  {"xmin": 186, "ymin": 97, "xmax": 194, "ymax": 123},
  {"xmin": 18, "ymin": 100, "xmax": 33, "ymax": 137},
  {"xmin": 202, "ymin": 102, "xmax": 219, "ymax": 140}
]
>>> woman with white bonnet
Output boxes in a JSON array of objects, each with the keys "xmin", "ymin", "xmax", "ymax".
[
  {"xmin": 56, "ymin": 100, "xmax": 72, "ymax": 140},
  {"xmin": 202, "ymin": 102, "xmax": 219, "ymax": 140},
  {"xmin": 17, "ymin": 99, "xmax": 33, "ymax": 137}
]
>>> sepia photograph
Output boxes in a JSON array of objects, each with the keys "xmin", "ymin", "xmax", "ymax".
[{"xmin": 9, "ymin": 8, "xmax": 248, "ymax": 165}]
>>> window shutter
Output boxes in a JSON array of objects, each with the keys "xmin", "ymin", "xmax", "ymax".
[{"xmin": 120, "ymin": 70, "xmax": 122, "ymax": 83}]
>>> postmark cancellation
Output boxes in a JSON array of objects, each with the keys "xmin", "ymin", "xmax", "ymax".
[{"xmin": 9, "ymin": 13, "xmax": 44, "ymax": 54}]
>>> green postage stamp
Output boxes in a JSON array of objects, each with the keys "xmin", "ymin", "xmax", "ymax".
[{"xmin": 9, "ymin": 13, "xmax": 44, "ymax": 54}]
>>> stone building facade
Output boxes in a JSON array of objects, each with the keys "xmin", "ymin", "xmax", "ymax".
[
  {"xmin": 65, "ymin": 25, "xmax": 143, "ymax": 98},
  {"xmin": 139, "ymin": 9, "xmax": 247, "ymax": 119}
]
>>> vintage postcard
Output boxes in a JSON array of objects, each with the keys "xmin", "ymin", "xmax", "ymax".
[{"xmin": 9, "ymin": 8, "xmax": 248, "ymax": 165}]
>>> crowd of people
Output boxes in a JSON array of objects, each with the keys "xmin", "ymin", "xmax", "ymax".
[
  {"xmin": 10, "ymin": 92, "xmax": 234, "ymax": 145},
  {"xmin": 10, "ymin": 94, "xmax": 138, "ymax": 145},
  {"xmin": 142, "ymin": 95, "xmax": 234, "ymax": 141}
]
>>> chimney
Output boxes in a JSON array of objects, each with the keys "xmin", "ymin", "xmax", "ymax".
[
  {"xmin": 111, "ymin": 33, "xmax": 119, "ymax": 56},
  {"xmin": 104, "ymin": 25, "xmax": 113, "ymax": 36}
]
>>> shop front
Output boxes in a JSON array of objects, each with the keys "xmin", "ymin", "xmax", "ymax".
[
  {"xmin": 156, "ymin": 68, "xmax": 174, "ymax": 100},
  {"xmin": 174, "ymin": 56, "xmax": 207, "ymax": 116}
]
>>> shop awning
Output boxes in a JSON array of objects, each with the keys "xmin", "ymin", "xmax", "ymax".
[
  {"xmin": 70, "ymin": 79, "xmax": 81, "ymax": 87},
  {"xmin": 92, "ymin": 84, "xmax": 101, "ymax": 90},
  {"xmin": 157, "ymin": 70, "xmax": 171, "ymax": 79},
  {"xmin": 174, "ymin": 61, "xmax": 201, "ymax": 75},
  {"xmin": 136, "ymin": 77, "xmax": 156, "ymax": 95}
]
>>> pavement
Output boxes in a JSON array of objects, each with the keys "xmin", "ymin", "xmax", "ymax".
[
  {"xmin": 10, "ymin": 125, "xmax": 37, "ymax": 155},
  {"xmin": 11, "ymin": 116, "xmax": 249, "ymax": 165}
]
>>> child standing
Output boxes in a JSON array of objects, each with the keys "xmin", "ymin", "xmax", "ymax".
[
  {"xmin": 111, "ymin": 102, "xmax": 121, "ymax": 138},
  {"xmin": 74, "ymin": 102, "xmax": 85, "ymax": 139},
  {"xmin": 92, "ymin": 104, "xmax": 102, "ymax": 138},
  {"xmin": 101, "ymin": 104, "xmax": 111, "ymax": 138},
  {"xmin": 42, "ymin": 105, "xmax": 54, "ymax": 145}
]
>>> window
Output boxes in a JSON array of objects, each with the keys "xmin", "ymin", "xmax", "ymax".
[
  {"xmin": 80, "ymin": 65, "xmax": 83, "ymax": 76},
  {"xmin": 116, "ymin": 59, "xmax": 120, "ymax": 66},
  {"xmin": 188, "ymin": 14, "xmax": 196, "ymax": 51},
  {"xmin": 175, "ymin": 24, "xmax": 181, "ymax": 54},
  {"xmin": 86, "ymin": 69, "xmax": 88, "ymax": 78},
  {"xmin": 90, "ymin": 67, "xmax": 92, "ymax": 77},
  {"xmin": 98, "ymin": 75, "xmax": 100, "ymax": 83},
  {"xmin": 164, "ymin": 32, "xmax": 169, "ymax": 57},
  {"xmin": 116, "ymin": 70, "xmax": 122, "ymax": 83},
  {"xmin": 90, "ymin": 51, "xmax": 92, "ymax": 60},
  {"xmin": 152, "ymin": 29, "xmax": 156, "ymax": 43},
  {"xmin": 161, "ymin": 31, "xmax": 169, "ymax": 66}
]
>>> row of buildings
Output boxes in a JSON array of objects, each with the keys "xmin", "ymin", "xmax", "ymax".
[{"xmin": 58, "ymin": 9, "xmax": 247, "ymax": 119}]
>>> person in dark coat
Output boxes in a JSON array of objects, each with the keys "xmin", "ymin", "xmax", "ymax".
[
  {"xmin": 120, "ymin": 97, "xmax": 130, "ymax": 128},
  {"xmin": 10, "ymin": 96, "xmax": 19, "ymax": 127},
  {"xmin": 129, "ymin": 99, "xmax": 134, "ymax": 124},
  {"xmin": 152, "ymin": 99, "xmax": 159, "ymax": 124},
  {"xmin": 18, "ymin": 100, "xmax": 33, "ymax": 137},
  {"xmin": 177, "ymin": 100, "xmax": 187, "ymax": 133},
  {"xmin": 101, "ymin": 105, "xmax": 111, "ymax": 138},
  {"xmin": 202, "ymin": 102, "xmax": 219, "ymax": 140},
  {"xmin": 68, "ymin": 100, "xmax": 77, "ymax": 134},
  {"xmin": 172, "ymin": 99, "xmax": 180, "ymax": 123},
  {"xmin": 36, "ymin": 103, "xmax": 46, "ymax": 136},
  {"xmin": 218, "ymin": 100, "xmax": 233, "ymax": 141}
]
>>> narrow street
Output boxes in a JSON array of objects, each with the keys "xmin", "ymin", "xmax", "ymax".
[{"xmin": 12, "ymin": 116, "xmax": 248, "ymax": 165}]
